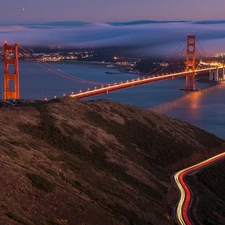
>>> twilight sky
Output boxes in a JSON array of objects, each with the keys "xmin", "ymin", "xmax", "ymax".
[{"xmin": 1, "ymin": 0, "xmax": 225, "ymax": 24}]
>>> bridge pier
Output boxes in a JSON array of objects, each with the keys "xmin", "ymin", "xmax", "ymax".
[
  {"xmin": 180, "ymin": 73, "xmax": 200, "ymax": 91},
  {"xmin": 223, "ymin": 67, "xmax": 225, "ymax": 81},
  {"xmin": 209, "ymin": 67, "xmax": 219, "ymax": 82}
]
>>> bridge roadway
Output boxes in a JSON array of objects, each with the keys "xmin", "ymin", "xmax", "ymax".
[
  {"xmin": 69, "ymin": 67, "xmax": 217, "ymax": 99},
  {"xmin": 174, "ymin": 152, "xmax": 225, "ymax": 225}
]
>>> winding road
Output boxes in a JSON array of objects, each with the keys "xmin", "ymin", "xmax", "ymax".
[{"xmin": 174, "ymin": 152, "xmax": 225, "ymax": 225}]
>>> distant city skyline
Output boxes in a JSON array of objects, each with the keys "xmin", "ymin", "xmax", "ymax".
[{"xmin": 0, "ymin": 0, "xmax": 225, "ymax": 24}]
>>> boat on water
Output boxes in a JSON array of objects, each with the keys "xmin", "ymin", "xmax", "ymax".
[{"xmin": 105, "ymin": 71, "xmax": 121, "ymax": 74}]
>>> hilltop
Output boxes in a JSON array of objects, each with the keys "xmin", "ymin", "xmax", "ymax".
[{"xmin": 0, "ymin": 98, "xmax": 224, "ymax": 225}]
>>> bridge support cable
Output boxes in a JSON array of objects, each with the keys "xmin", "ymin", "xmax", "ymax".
[
  {"xmin": 196, "ymin": 38, "xmax": 223, "ymax": 82},
  {"xmin": 150, "ymin": 45, "xmax": 187, "ymax": 78},
  {"xmin": 18, "ymin": 46, "xmax": 104, "ymax": 86},
  {"xmin": 197, "ymin": 39, "xmax": 208, "ymax": 58},
  {"xmin": 196, "ymin": 38, "xmax": 209, "ymax": 68},
  {"xmin": 143, "ymin": 39, "xmax": 186, "ymax": 78}
]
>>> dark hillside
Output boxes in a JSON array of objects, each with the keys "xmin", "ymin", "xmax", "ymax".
[
  {"xmin": 187, "ymin": 159, "xmax": 225, "ymax": 225},
  {"xmin": 0, "ymin": 98, "xmax": 224, "ymax": 225}
]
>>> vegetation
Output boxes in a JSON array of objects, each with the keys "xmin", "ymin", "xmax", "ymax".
[{"xmin": 0, "ymin": 98, "xmax": 224, "ymax": 225}]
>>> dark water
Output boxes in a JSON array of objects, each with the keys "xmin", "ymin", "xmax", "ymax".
[
  {"xmin": 0, "ymin": 61, "xmax": 224, "ymax": 139},
  {"xmin": 151, "ymin": 84, "xmax": 225, "ymax": 139}
]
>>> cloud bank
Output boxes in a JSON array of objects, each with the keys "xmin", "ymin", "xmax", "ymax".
[{"xmin": 1, "ymin": 20, "xmax": 225, "ymax": 56}]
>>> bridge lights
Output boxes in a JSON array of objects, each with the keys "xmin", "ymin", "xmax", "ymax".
[
  {"xmin": 79, "ymin": 90, "xmax": 82, "ymax": 93},
  {"xmin": 71, "ymin": 92, "xmax": 74, "ymax": 94}
]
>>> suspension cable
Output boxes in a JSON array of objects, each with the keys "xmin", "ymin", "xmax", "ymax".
[
  {"xmin": 19, "ymin": 45, "xmax": 104, "ymax": 86},
  {"xmin": 142, "ymin": 39, "xmax": 186, "ymax": 77}
]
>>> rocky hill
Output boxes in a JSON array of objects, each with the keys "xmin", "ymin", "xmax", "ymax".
[{"xmin": 0, "ymin": 98, "xmax": 224, "ymax": 225}]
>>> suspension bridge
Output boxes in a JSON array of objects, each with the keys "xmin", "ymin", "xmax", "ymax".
[{"xmin": 2, "ymin": 35, "xmax": 225, "ymax": 100}]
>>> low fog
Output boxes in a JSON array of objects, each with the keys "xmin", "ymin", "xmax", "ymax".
[{"xmin": 1, "ymin": 21, "xmax": 225, "ymax": 56}]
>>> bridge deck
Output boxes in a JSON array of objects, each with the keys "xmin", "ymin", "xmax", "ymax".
[{"xmin": 69, "ymin": 67, "xmax": 217, "ymax": 99}]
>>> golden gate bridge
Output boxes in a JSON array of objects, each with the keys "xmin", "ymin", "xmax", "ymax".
[{"xmin": 2, "ymin": 35, "xmax": 225, "ymax": 100}]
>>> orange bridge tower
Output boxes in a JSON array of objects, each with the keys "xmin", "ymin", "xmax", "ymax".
[
  {"xmin": 4, "ymin": 43, "xmax": 20, "ymax": 99},
  {"xmin": 185, "ymin": 35, "xmax": 196, "ymax": 90}
]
